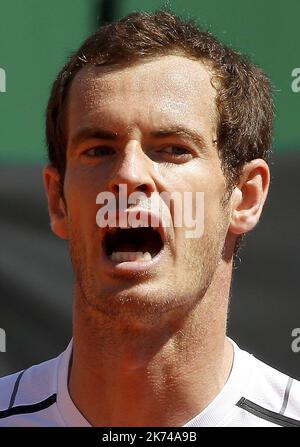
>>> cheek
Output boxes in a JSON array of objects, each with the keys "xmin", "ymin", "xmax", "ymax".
[
  {"xmin": 64, "ymin": 168, "xmax": 104, "ymax": 235},
  {"xmin": 196, "ymin": 164, "xmax": 227, "ymax": 223},
  {"xmin": 171, "ymin": 165, "xmax": 227, "ymax": 240}
]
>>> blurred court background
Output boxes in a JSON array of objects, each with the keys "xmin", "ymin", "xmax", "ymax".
[{"xmin": 0, "ymin": 0, "xmax": 299, "ymax": 378}]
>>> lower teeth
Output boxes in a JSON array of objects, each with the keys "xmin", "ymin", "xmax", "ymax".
[{"xmin": 110, "ymin": 251, "xmax": 152, "ymax": 262}]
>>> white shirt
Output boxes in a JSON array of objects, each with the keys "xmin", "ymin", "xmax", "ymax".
[{"xmin": 0, "ymin": 338, "xmax": 300, "ymax": 427}]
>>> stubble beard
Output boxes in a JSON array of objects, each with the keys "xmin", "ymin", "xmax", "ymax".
[{"xmin": 67, "ymin": 197, "xmax": 230, "ymax": 326}]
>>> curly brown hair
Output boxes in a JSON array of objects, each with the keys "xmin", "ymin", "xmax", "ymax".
[{"xmin": 46, "ymin": 10, "xmax": 274, "ymax": 190}]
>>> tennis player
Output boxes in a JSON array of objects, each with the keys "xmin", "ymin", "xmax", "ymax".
[{"xmin": 1, "ymin": 11, "xmax": 299, "ymax": 427}]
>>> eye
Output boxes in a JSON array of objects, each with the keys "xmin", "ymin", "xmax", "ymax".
[
  {"xmin": 157, "ymin": 145, "xmax": 193, "ymax": 163},
  {"xmin": 84, "ymin": 146, "xmax": 115, "ymax": 158},
  {"xmin": 161, "ymin": 146, "xmax": 190, "ymax": 155}
]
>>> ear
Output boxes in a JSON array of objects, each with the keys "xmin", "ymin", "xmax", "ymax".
[
  {"xmin": 43, "ymin": 165, "xmax": 68, "ymax": 240},
  {"xmin": 229, "ymin": 159, "xmax": 270, "ymax": 235}
]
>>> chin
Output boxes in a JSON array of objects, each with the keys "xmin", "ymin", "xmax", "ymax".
[{"xmin": 82, "ymin": 280, "xmax": 187, "ymax": 319}]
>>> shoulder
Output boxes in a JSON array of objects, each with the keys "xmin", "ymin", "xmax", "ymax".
[
  {"xmin": 0, "ymin": 354, "xmax": 61, "ymax": 426},
  {"xmin": 239, "ymin": 350, "xmax": 300, "ymax": 426},
  {"xmin": 0, "ymin": 355, "xmax": 58, "ymax": 409}
]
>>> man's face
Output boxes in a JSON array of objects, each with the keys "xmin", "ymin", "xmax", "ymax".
[{"xmin": 62, "ymin": 55, "xmax": 230, "ymax": 320}]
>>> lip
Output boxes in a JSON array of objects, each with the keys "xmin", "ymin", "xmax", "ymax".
[{"xmin": 100, "ymin": 208, "xmax": 169, "ymax": 276}]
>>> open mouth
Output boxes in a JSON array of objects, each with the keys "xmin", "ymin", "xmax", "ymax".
[{"xmin": 103, "ymin": 227, "xmax": 164, "ymax": 263}]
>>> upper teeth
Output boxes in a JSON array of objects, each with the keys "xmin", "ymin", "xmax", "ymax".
[{"xmin": 110, "ymin": 252, "xmax": 152, "ymax": 262}]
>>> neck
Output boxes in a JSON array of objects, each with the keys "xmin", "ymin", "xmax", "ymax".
[{"xmin": 69, "ymin": 260, "xmax": 234, "ymax": 427}]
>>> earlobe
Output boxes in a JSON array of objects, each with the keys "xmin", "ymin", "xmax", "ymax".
[
  {"xmin": 229, "ymin": 159, "xmax": 270, "ymax": 236},
  {"xmin": 43, "ymin": 165, "xmax": 68, "ymax": 240}
]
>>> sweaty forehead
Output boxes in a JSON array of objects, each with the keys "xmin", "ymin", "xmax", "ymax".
[{"xmin": 66, "ymin": 55, "xmax": 217, "ymax": 131}]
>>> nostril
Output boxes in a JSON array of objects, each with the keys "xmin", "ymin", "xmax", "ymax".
[
  {"xmin": 139, "ymin": 184, "xmax": 150, "ymax": 193},
  {"xmin": 112, "ymin": 184, "xmax": 126, "ymax": 195},
  {"xmin": 113, "ymin": 183, "xmax": 151, "ymax": 196}
]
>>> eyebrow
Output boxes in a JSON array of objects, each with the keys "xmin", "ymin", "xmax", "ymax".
[
  {"xmin": 149, "ymin": 126, "xmax": 208, "ymax": 149},
  {"xmin": 70, "ymin": 127, "xmax": 119, "ymax": 148},
  {"xmin": 70, "ymin": 125, "xmax": 209, "ymax": 150}
]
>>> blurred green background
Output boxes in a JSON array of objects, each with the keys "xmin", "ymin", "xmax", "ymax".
[{"xmin": 0, "ymin": 0, "xmax": 300, "ymax": 163}]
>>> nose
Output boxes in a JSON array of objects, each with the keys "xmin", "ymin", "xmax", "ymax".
[{"xmin": 108, "ymin": 140, "xmax": 156, "ymax": 197}]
